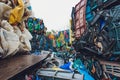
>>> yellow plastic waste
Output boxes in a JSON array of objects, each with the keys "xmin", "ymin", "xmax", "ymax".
[
  {"xmin": 58, "ymin": 32, "xmax": 65, "ymax": 44},
  {"xmin": 52, "ymin": 66, "xmax": 63, "ymax": 71},
  {"xmin": 9, "ymin": 0, "xmax": 24, "ymax": 24}
]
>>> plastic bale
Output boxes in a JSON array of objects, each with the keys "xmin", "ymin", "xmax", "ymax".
[
  {"xmin": 0, "ymin": 28, "xmax": 20, "ymax": 58},
  {"xmin": 27, "ymin": 17, "xmax": 34, "ymax": 32}
]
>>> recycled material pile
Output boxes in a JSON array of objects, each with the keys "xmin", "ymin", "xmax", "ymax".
[{"xmin": 0, "ymin": 0, "xmax": 33, "ymax": 58}]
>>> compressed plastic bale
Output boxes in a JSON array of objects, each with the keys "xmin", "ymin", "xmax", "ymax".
[
  {"xmin": 25, "ymin": 39, "xmax": 31, "ymax": 51},
  {"xmin": 2, "ymin": 28, "xmax": 20, "ymax": 56},
  {"xmin": 1, "ymin": 20, "xmax": 14, "ymax": 32},
  {"xmin": 23, "ymin": 28, "xmax": 32, "ymax": 40},
  {"xmin": 1, "ymin": 28, "xmax": 20, "ymax": 57},
  {"xmin": 14, "ymin": 27, "xmax": 32, "ymax": 51},
  {"xmin": 9, "ymin": 0, "xmax": 24, "ymax": 24},
  {"xmin": 0, "ymin": 29, "xmax": 9, "ymax": 54},
  {"xmin": 19, "ymin": 37, "xmax": 29, "ymax": 51},
  {"xmin": 20, "ymin": 28, "xmax": 32, "ymax": 51},
  {"xmin": 19, "ymin": 36, "xmax": 27, "ymax": 51},
  {"xmin": 22, "ymin": 36, "xmax": 31, "ymax": 51},
  {"xmin": 27, "ymin": 17, "xmax": 34, "ymax": 32},
  {"xmin": 14, "ymin": 26, "xmax": 22, "ymax": 37},
  {"xmin": 0, "ymin": 2, "xmax": 12, "ymax": 20},
  {"xmin": 14, "ymin": 22, "xmax": 32, "ymax": 40}
]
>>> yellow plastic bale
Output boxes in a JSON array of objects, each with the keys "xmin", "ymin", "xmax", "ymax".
[{"xmin": 9, "ymin": 0, "xmax": 24, "ymax": 24}]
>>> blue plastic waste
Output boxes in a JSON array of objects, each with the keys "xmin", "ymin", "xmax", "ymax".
[
  {"xmin": 99, "ymin": 19, "xmax": 105, "ymax": 31},
  {"xmin": 27, "ymin": 6, "xmax": 32, "ymax": 10},
  {"xmin": 36, "ymin": 75, "xmax": 42, "ymax": 80},
  {"xmin": 60, "ymin": 62, "xmax": 71, "ymax": 71},
  {"xmin": 73, "ymin": 59, "xmax": 95, "ymax": 80},
  {"xmin": 86, "ymin": 5, "xmax": 94, "ymax": 21},
  {"xmin": 86, "ymin": 0, "xmax": 94, "ymax": 22}
]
